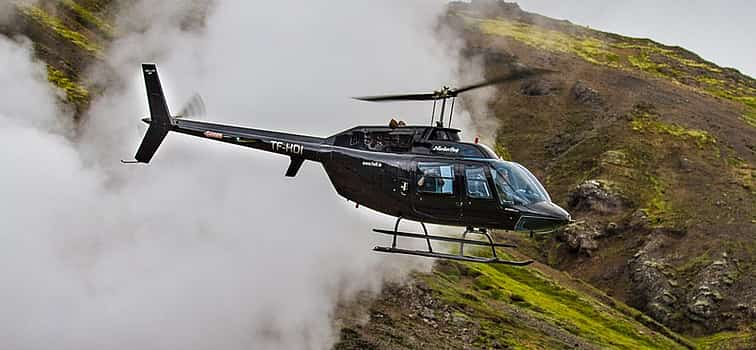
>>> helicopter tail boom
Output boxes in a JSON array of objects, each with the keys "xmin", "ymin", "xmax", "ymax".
[{"xmin": 124, "ymin": 64, "xmax": 325, "ymax": 177}]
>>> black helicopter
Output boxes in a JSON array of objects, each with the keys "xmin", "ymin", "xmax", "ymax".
[{"xmin": 124, "ymin": 64, "xmax": 571, "ymax": 265}]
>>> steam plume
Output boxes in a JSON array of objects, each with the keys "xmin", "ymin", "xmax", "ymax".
[{"xmin": 0, "ymin": 1, "xmax": 462, "ymax": 349}]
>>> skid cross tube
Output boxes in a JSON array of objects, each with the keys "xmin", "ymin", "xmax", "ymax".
[
  {"xmin": 460, "ymin": 227, "xmax": 498, "ymax": 259},
  {"xmin": 389, "ymin": 217, "xmax": 433, "ymax": 253}
]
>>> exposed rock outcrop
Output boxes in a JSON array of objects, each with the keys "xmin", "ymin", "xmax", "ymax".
[
  {"xmin": 556, "ymin": 221, "xmax": 602, "ymax": 256},
  {"xmin": 520, "ymin": 78, "xmax": 559, "ymax": 96},
  {"xmin": 570, "ymin": 80, "xmax": 604, "ymax": 107},
  {"xmin": 684, "ymin": 252, "xmax": 744, "ymax": 333},
  {"xmin": 627, "ymin": 236, "xmax": 681, "ymax": 326},
  {"xmin": 567, "ymin": 180, "xmax": 626, "ymax": 214}
]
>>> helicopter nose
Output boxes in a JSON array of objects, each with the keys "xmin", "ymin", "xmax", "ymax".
[
  {"xmin": 527, "ymin": 201, "xmax": 571, "ymax": 223},
  {"xmin": 514, "ymin": 201, "xmax": 571, "ymax": 232}
]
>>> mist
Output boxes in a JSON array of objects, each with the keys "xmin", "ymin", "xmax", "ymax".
[{"xmin": 0, "ymin": 1, "xmax": 463, "ymax": 349}]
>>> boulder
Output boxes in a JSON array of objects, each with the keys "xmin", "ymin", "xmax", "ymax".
[
  {"xmin": 570, "ymin": 81, "xmax": 604, "ymax": 107},
  {"xmin": 520, "ymin": 78, "xmax": 559, "ymax": 96},
  {"xmin": 684, "ymin": 253, "xmax": 740, "ymax": 330},
  {"xmin": 556, "ymin": 221, "xmax": 602, "ymax": 256},
  {"xmin": 627, "ymin": 235, "xmax": 680, "ymax": 325},
  {"xmin": 567, "ymin": 180, "xmax": 626, "ymax": 214}
]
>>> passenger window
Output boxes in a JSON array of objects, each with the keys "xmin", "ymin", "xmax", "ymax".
[
  {"xmin": 465, "ymin": 165, "xmax": 492, "ymax": 199},
  {"xmin": 417, "ymin": 163, "xmax": 455, "ymax": 194},
  {"xmin": 430, "ymin": 130, "xmax": 449, "ymax": 141},
  {"xmin": 460, "ymin": 146, "xmax": 484, "ymax": 158}
]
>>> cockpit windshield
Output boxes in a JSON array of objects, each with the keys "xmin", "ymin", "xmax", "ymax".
[{"xmin": 490, "ymin": 161, "xmax": 550, "ymax": 206}]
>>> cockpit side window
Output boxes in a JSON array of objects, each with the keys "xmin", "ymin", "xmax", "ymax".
[
  {"xmin": 417, "ymin": 162, "xmax": 455, "ymax": 195},
  {"xmin": 465, "ymin": 165, "xmax": 492, "ymax": 199},
  {"xmin": 490, "ymin": 168, "xmax": 513, "ymax": 205}
]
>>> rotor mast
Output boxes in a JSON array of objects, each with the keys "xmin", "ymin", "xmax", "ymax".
[{"xmin": 429, "ymin": 86, "xmax": 458, "ymax": 128}]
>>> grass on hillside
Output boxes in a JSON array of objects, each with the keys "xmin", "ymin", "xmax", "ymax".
[
  {"xmin": 59, "ymin": 0, "xmax": 116, "ymax": 39},
  {"xmin": 694, "ymin": 329, "xmax": 755, "ymax": 349},
  {"xmin": 460, "ymin": 14, "xmax": 756, "ymax": 129},
  {"xmin": 46, "ymin": 65, "xmax": 89, "ymax": 105},
  {"xmin": 427, "ymin": 260, "xmax": 692, "ymax": 349},
  {"xmin": 16, "ymin": 3, "xmax": 103, "ymax": 57},
  {"xmin": 630, "ymin": 112, "xmax": 717, "ymax": 149}
]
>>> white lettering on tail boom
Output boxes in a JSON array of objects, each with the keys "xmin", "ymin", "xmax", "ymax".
[{"xmin": 270, "ymin": 140, "xmax": 304, "ymax": 155}]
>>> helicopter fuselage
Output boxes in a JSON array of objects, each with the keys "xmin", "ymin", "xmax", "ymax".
[
  {"xmin": 127, "ymin": 63, "xmax": 570, "ymax": 264},
  {"xmin": 130, "ymin": 63, "xmax": 570, "ymax": 234}
]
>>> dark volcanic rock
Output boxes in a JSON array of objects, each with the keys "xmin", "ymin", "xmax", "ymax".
[
  {"xmin": 567, "ymin": 180, "xmax": 626, "ymax": 214},
  {"xmin": 520, "ymin": 78, "xmax": 559, "ymax": 96},
  {"xmin": 556, "ymin": 222, "xmax": 602, "ymax": 256},
  {"xmin": 684, "ymin": 253, "xmax": 741, "ymax": 332},
  {"xmin": 570, "ymin": 81, "xmax": 604, "ymax": 107},
  {"xmin": 628, "ymin": 239, "xmax": 747, "ymax": 334},
  {"xmin": 627, "ymin": 236, "xmax": 680, "ymax": 326}
]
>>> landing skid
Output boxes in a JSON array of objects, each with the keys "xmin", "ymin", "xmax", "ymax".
[{"xmin": 372, "ymin": 217, "xmax": 533, "ymax": 266}]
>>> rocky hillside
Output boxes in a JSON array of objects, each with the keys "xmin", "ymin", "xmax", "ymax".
[
  {"xmin": 334, "ymin": 258, "xmax": 698, "ymax": 349},
  {"xmin": 436, "ymin": 0, "xmax": 754, "ymax": 342},
  {"xmin": 1, "ymin": 0, "xmax": 115, "ymax": 115},
  {"xmin": 2, "ymin": 1, "xmax": 752, "ymax": 349}
]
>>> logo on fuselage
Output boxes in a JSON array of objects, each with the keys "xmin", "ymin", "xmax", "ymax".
[
  {"xmin": 432, "ymin": 145, "xmax": 459, "ymax": 153},
  {"xmin": 271, "ymin": 141, "xmax": 304, "ymax": 155}
]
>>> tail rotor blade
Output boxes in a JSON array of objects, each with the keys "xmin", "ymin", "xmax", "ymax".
[{"xmin": 178, "ymin": 93, "xmax": 206, "ymax": 119}]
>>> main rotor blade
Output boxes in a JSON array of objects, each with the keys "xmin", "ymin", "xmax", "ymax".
[
  {"xmin": 453, "ymin": 68, "xmax": 556, "ymax": 94},
  {"xmin": 353, "ymin": 68, "xmax": 556, "ymax": 103},
  {"xmin": 353, "ymin": 92, "xmax": 438, "ymax": 102}
]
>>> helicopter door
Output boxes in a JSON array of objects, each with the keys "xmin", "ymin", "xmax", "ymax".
[
  {"xmin": 412, "ymin": 160, "xmax": 461, "ymax": 221},
  {"xmin": 460, "ymin": 163, "xmax": 501, "ymax": 227}
]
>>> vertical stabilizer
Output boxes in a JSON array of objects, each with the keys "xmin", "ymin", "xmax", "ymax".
[{"xmin": 129, "ymin": 64, "xmax": 174, "ymax": 163}]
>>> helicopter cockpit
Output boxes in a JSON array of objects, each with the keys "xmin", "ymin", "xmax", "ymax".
[{"xmin": 489, "ymin": 160, "xmax": 550, "ymax": 206}]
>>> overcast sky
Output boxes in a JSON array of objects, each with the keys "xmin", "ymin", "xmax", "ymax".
[{"xmin": 511, "ymin": 0, "xmax": 755, "ymax": 77}]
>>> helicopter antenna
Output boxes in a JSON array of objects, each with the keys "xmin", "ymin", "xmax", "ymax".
[
  {"xmin": 448, "ymin": 97, "xmax": 456, "ymax": 128},
  {"xmin": 439, "ymin": 92, "xmax": 448, "ymax": 126},
  {"xmin": 353, "ymin": 68, "xmax": 555, "ymax": 128},
  {"xmin": 430, "ymin": 100, "xmax": 437, "ymax": 125}
]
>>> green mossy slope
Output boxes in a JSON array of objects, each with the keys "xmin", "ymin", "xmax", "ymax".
[
  {"xmin": 336, "ymin": 259, "xmax": 694, "ymax": 349},
  {"xmin": 10, "ymin": 0, "xmax": 115, "ymax": 114},
  {"xmin": 457, "ymin": 12, "xmax": 756, "ymax": 129},
  {"xmin": 444, "ymin": 0, "xmax": 754, "ymax": 341},
  {"xmin": 428, "ymin": 261, "xmax": 691, "ymax": 349}
]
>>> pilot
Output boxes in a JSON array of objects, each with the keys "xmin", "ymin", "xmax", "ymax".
[
  {"xmin": 389, "ymin": 118, "xmax": 407, "ymax": 129},
  {"xmin": 497, "ymin": 169, "xmax": 528, "ymax": 205}
]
